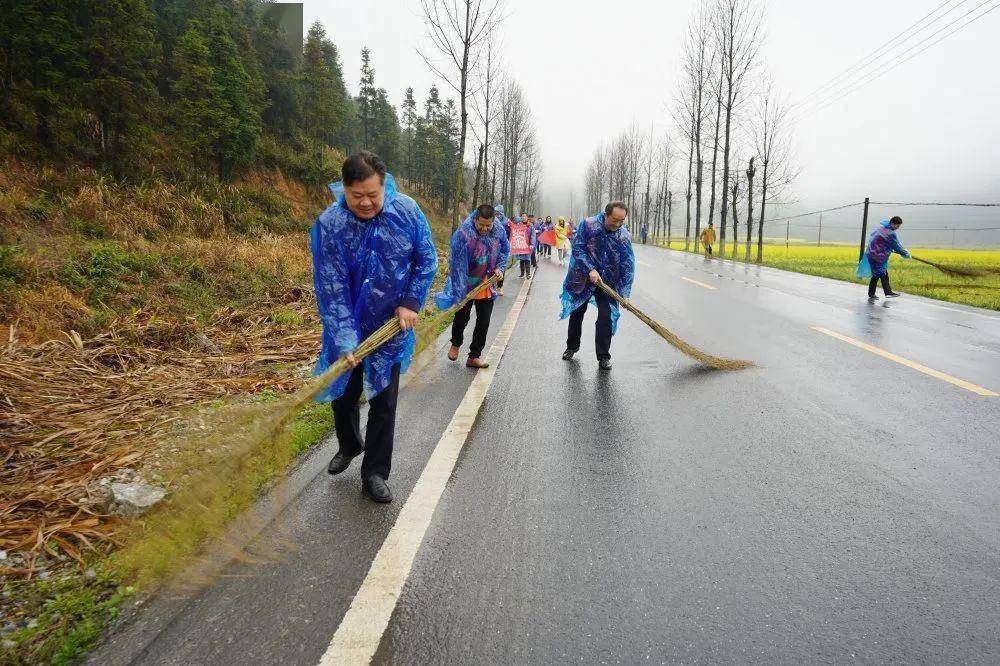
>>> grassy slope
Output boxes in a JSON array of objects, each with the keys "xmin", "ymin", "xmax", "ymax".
[
  {"xmin": 654, "ymin": 241, "xmax": 1000, "ymax": 311},
  {"xmin": 0, "ymin": 156, "xmax": 455, "ymax": 664}
]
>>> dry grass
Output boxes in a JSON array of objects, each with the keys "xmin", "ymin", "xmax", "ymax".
[{"xmin": 0, "ymin": 294, "xmax": 320, "ymax": 572}]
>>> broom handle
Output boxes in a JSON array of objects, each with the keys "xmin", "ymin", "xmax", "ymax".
[
  {"xmin": 298, "ymin": 270, "xmax": 507, "ymax": 404},
  {"xmin": 595, "ymin": 280, "xmax": 652, "ymax": 327}
]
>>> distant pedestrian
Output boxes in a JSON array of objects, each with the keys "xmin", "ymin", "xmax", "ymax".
[
  {"xmin": 493, "ymin": 203, "xmax": 509, "ymax": 295},
  {"xmin": 528, "ymin": 214, "xmax": 539, "ymax": 268},
  {"xmin": 510, "ymin": 215, "xmax": 533, "ymax": 277},
  {"xmin": 640, "ymin": 222, "xmax": 649, "ymax": 245},
  {"xmin": 857, "ymin": 216, "xmax": 909, "ymax": 299},
  {"xmin": 312, "ymin": 151, "xmax": 438, "ymax": 503},
  {"xmin": 560, "ymin": 201, "xmax": 636, "ymax": 371},
  {"xmin": 437, "ymin": 204, "xmax": 510, "ymax": 369},
  {"xmin": 700, "ymin": 223, "xmax": 715, "ymax": 256},
  {"xmin": 554, "ymin": 216, "xmax": 570, "ymax": 264}
]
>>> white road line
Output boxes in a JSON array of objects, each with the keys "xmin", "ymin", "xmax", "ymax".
[
  {"xmin": 317, "ymin": 277, "xmax": 532, "ymax": 665},
  {"xmin": 811, "ymin": 326, "xmax": 998, "ymax": 397},
  {"xmin": 636, "ymin": 259, "xmax": 652, "ymax": 267},
  {"xmin": 679, "ymin": 276, "xmax": 717, "ymax": 290}
]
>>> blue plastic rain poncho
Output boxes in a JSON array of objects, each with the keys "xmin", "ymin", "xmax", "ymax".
[
  {"xmin": 493, "ymin": 204, "xmax": 510, "ymax": 236},
  {"xmin": 558, "ymin": 212, "xmax": 636, "ymax": 334},
  {"xmin": 856, "ymin": 220, "xmax": 910, "ymax": 279},
  {"xmin": 310, "ymin": 174, "xmax": 439, "ymax": 401},
  {"xmin": 435, "ymin": 211, "xmax": 511, "ymax": 310}
]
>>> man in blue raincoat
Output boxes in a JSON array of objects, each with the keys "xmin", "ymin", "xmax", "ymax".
[
  {"xmin": 493, "ymin": 204, "xmax": 510, "ymax": 295},
  {"xmin": 857, "ymin": 215, "xmax": 909, "ymax": 299},
  {"xmin": 311, "ymin": 151, "xmax": 438, "ymax": 503},
  {"xmin": 560, "ymin": 201, "xmax": 635, "ymax": 371},
  {"xmin": 436, "ymin": 204, "xmax": 510, "ymax": 369}
]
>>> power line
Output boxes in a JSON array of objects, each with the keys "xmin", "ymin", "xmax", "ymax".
[
  {"xmin": 761, "ymin": 201, "xmax": 861, "ymax": 224},
  {"xmin": 794, "ymin": 0, "xmax": 1000, "ymax": 120},
  {"xmin": 791, "ymin": 0, "xmax": 962, "ymax": 109}
]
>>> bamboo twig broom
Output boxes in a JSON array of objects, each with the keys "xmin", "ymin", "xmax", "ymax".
[
  {"xmin": 595, "ymin": 281, "xmax": 752, "ymax": 371},
  {"xmin": 260, "ymin": 270, "xmax": 509, "ymax": 440},
  {"xmin": 909, "ymin": 255, "xmax": 997, "ymax": 278}
]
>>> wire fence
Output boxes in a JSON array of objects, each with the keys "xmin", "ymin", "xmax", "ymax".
[
  {"xmin": 646, "ymin": 198, "xmax": 1000, "ymax": 257},
  {"xmin": 757, "ymin": 199, "xmax": 1000, "ymax": 250}
]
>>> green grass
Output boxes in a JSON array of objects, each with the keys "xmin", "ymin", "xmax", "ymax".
[
  {"xmin": 3, "ymin": 397, "xmax": 332, "ymax": 664},
  {"xmin": 652, "ymin": 240, "xmax": 1000, "ymax": 311},
  {"xmin": 1, "ymin": 566, "xmax": 128, "ymax": 665}
]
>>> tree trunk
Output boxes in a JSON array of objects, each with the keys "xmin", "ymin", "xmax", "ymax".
[
  {"xmin": 667, "ymin": 191, "xmax": 673, "ymax": 247},
  {"xmin": 694, "ymin": 159, "xmax": 703, "ymax": 253},
  {"xmin": 756, "ymin": 162, "xmax": 768, "ymax": 264},
  {"xmin": 451, "ymin": 21, "xmax": 472, "ymax": 232},
  {"xmin": 730, "ymin": 177, "xmax": 738, "ymax": 258},
  {"xmin": 684, "ymin": 135, "xmax": 693, "ymax": 251},
  {"xmin": 708, "ymin": 78, "xmax": 722, "ymax": 230},
  {"xmin": 719, "ymin": 89, "xmax": 734, "ymax": 255},
  {"xmin": 472, "ymin": 143, "xmax": 484, "ymax": 206},
  {"xmin": 744, "ymin": 156, "xmax": 755, "ymax": 262}
]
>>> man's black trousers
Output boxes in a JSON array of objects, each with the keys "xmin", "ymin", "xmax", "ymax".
[
  {"xmin": 451, "ymin": 298, "xmax": 494, "ymax": 359},
  {"xmin": 332, "ymin": 363, "xmax": 400, "ymax": 479},
  {"xmin": 868, "ymin": 272, "xmax": 892, "ymax": 297},
  {"xmin": 566, "ymin": 288, "xmax": 614, "ymax": 360}
]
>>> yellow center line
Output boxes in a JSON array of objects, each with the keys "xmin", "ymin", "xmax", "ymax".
[
  {"xmin": 811, "ymin": 326, "xmax": 998, "ymax": 397},
  {"xmin": 679, "ymin": 276, "xmax": 717, "ymax": 290}
]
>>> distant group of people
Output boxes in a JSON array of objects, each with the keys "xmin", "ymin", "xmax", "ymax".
[
  {"xmin": 506, "ymin": 213, "xmax": 577, "ymax": 277},
  {"xmin": 311, "ymin": 150, "xmax": 633, "ymax": 503}
]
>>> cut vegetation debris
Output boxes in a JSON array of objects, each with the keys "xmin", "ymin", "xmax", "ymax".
[{"xmin": 0, "ymin": 297, "xmax": 321, "ymax": 569}]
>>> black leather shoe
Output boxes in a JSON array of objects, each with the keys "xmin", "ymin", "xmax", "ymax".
[
  {"xmin": 598, "ymin": 358, "xmax": 612, "ymax": 371},
  {"xmin": 362, "ymin": 475, "xmax": 392, "ymax": 503},
  {"xmin": 562, "ymin": 348, "xmax": 576, "ymax": 360},
  {"xmin": 885, "ymin": 292, "xmax": 901, "ymax": 298},
  {"xmin": 327, "ymin": 449, "xmax": 361, "ymax": 475}
]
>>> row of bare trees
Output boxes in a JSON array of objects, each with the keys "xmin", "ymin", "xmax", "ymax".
[
  {"xmin": 584, "ymin": 126, "xmax": 676, "ymax": 241},
  {"xmin": 583, "ymin": 0, "xmax": 795, "ymax": 262},
  {"xmin": 419, "ymin": 0, "xmax": 544, "ymax": 228}
]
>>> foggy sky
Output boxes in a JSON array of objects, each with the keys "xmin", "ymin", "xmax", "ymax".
[{"xmin": 305, "ymin": 0, "xmax": 1000, "ymax": 242}]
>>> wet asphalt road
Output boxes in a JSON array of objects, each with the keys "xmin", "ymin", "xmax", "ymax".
[{"xmin": 92, "ymin": 247, "xmax": 1000, "ymax": 664}]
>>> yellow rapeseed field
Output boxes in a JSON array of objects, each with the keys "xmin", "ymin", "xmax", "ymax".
[{"xmin": 655, "ymin": 241, "xmax": 1000, "ymax": 311}]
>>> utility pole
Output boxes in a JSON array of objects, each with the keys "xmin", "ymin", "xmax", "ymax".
[
  {"xmin": 785, "ymin": 220, "xmax": 789, "ymax": 248},
  {"xmin": 817, "ymin": 212, "xmax": 823, "ymax": 247},
  {"xmin": 858, "ymin": 197, "xmax": 870, "ymax": 261}
]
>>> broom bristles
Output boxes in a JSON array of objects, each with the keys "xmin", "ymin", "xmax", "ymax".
[
  {"xmin": 596, "ymin": 281, "xmax": 752, "ymax": 371},
  {"xmin": 911, "ymin": 255, "xmax": 993, "ymax": 278}
]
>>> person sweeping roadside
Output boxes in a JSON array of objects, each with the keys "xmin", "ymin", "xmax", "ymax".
[
  {"xmin": 560, "ymin": 201, "xmax": 635, "ymax": 371},
  {"xmin": 437, "ymin": 204, "xmax": 510, "ymax": 369},
  {"xmin": 857, "ymin": 215, "xmax": 909, "ymax": 299},
  {"xmin": 311, "ymin": 151, "xmax": 438, "ymax": 503}
]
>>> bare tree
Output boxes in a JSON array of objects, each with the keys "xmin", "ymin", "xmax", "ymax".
[
  {"xmin": 419, "ymin": 0, "xmax": 504, "ymax": 230},
  {"xmin": 492, "ymin": 79, "xmax": 537, "ymax": 215},
  {"xmin": 470, "ymin": 31, "xmax": 502, "ymax": 206},
  {"xmin": 715, "ymin": 0, "xmax": 763, "ymax": 258},
  {"xmin": 751, "ymin": 75, "xmax": 796, "ymax": 262},
  {"xmin": 584, "ymin": 143, "xmax": 608, "ymax": 214},
  {"xmin": 673, "ymin": 4, "xmax": 715, "ymax": 254}
]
